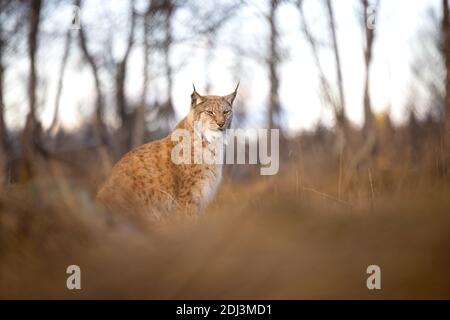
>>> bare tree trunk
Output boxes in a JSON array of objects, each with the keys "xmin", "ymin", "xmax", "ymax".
[
  {"xmin": 408, "ymin": 108, "xmax": 420, "ymax": 167},
  {"xmin": 78, "ymin": 18, "xmax": 106, "ymax": 145},
  {"xmin": 162, "ymin": 0, "xmax": 175, "ymax": 121},
  {"xmin": 361, "ymin": 0, "xmax": 379, "ymax": 141},
  {"xmin": 325, "ymin": 0, "xmax": 348, "ymax": 154},
  {"xmin": 21, "ymin": 0, "xmax": 42, "ymax": 176},
  {"xmin": 132, "ymin": 3, "xmax": 152, "ymax": 148},
  {"xmin": 297, "ymin": 1, "xmax": 334, "ymax": 108},
  {"xmin": 442, "ymin": 0, "xmax": 450, "ymax": 168},
  {"xmin": 49, "ymin": 29, "xmax": 71, "ymax": 134},
  {"xmin": 75, "ymin": 0, "xmax": 112, "ymax": 167},
  {"xmin": 325, "ymin": 0, "xmax": 346, "ymax": 120},
  {"xmin": 0, "ymin": 38, "xmax": 9, "ymax": 187},
  {"xmin": 352, "ymin": 0, "xmax": 380, "ymax": 167},
  {"xmin": 268, "ymin": 0, "xmax": 280, "ymax": 130},
  {"xmin": 115, "ymin": 0, "xmax": 136, "ymax": 154},
  {"xmin": 204, "ymin": 35, "xmax": 215, "ymax": 95}
]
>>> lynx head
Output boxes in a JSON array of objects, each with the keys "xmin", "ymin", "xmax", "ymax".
[{"xmin": 189, "ymin": 84, "xmax": 239, "ymax": 138}]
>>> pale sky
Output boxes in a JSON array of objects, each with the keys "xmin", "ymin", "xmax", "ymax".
[{"xmin": 3, "ymin": 0, "xmax": 442, "ymax": 134}]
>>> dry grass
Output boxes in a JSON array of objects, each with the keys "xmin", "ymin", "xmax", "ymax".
[{"xmin": 0, "ymin": 154, "xmax": 450, "ymax": 299}]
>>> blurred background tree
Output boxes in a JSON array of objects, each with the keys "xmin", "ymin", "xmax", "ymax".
[{"xmin": 0, "ymin": 0, "xmax": 449, "ymax": 184}]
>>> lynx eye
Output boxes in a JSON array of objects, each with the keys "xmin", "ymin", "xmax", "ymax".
[
  {"xmin": 224, "ymin": 110, "xmax": 231, "ymax": 115},
  {"xmin": 206, "ymin": 111, "xmax": 215, "ymax": 116}
]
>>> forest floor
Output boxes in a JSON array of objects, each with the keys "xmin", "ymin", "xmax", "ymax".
[{"xmin": 0, "ymin": 157, "xmax": 449, "ymax": 299}]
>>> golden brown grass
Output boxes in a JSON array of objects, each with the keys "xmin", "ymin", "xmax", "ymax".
[{"xmin": 0, "ymin": 155, "xmax": 449, "ymax": 299}]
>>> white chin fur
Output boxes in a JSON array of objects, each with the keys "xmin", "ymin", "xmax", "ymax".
[
  {"xmin": 203, "ymin": 128, "xmax": 224, "ymax": 143},
  {"xmin": 194, "ymin": 117, "xmax": 225, "ymax": 144}
]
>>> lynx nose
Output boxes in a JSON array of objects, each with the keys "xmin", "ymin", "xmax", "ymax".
[{"xmin": 217, "ymin": 119, "xmax": 225, "ymax": 128}]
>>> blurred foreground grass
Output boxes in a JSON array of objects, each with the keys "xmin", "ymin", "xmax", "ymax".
[{"xmin": 0, "ymin": 158, "xmax": 449, "ymax": 299}]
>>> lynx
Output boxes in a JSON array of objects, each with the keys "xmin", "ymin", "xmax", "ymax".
[{"xmin": 96, "ymin": 85, "xmax": 238, "ymax": 223}]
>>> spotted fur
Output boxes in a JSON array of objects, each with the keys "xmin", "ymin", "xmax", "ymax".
[{"xmin": 96, "ymin": 86, "xmax": 238, "ymax": 224}]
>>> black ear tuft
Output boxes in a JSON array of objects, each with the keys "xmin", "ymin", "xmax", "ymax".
[
  {"xmin": 223, "ymin": 82, "xmax": 239, "ymax": 106},
  {"xmin": 191, "ymin": 84, "xmax": 204, "ymax": 108}
]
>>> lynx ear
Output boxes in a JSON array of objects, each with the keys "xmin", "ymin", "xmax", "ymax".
[
  {"xmin": 191, "ymin": 84, "xmax": 204, "ymax": 108},
  {"xmin": 223, "ymin": 82, "xmax": 239, "ymax": 106}
]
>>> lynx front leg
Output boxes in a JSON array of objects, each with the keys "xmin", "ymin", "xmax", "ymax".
[{"xmin": 175, "ymin": 200, "xmax": 202, "ymax": 221}]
